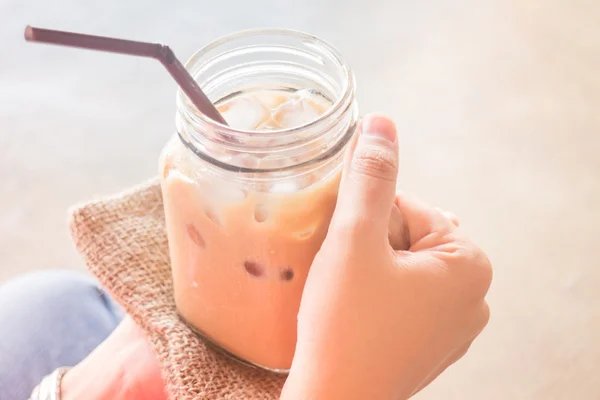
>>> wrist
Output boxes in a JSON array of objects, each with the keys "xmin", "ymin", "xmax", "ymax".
[
  {"xmin": 60, "ymin": 324, "xmax": 132, "ymax": 400},
  {"xmin": 61, "ymin": 317, "xmax": 162, "ymax": 400},
  {"xmin": 281, "ymin": 356, "xmax": 365, "ymax": 400},
  {"xmin": 60, "ymin": 357, "xmax": 121, "ymax": 400},
  {"xmin": 281, "ymin": 350, "xmax": 412, "ymax": 400}
]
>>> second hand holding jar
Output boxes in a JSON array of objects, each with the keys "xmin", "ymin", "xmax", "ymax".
[{"xmin": 160, "ymin": 29, "xmax": 358, "ymax": 372}]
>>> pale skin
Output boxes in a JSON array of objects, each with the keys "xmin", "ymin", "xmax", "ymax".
[{"xmin": 60, "ymin": 114, "xmax": 492, "ymax": 400}]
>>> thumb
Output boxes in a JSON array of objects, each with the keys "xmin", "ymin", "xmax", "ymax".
[{"xmin": 333, "ymin": 114, "xmax": 399, "ymax": 236}]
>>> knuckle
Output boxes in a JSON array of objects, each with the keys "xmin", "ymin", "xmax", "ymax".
[
  {"xmin": 479, "ymin": 302, "xmax": 491, "ymax": 328},
  {"xmin": 449, "ymin": 244, "xmax": 493, "ymax": 297},
  {"xmin": 456, "ymin": 342, "xmax": 472, "ymax": 361},
  {"xmin": 468, "ymin": 302, "xmax": 490, "ymax": 339},
  {"xmin": 351, "ymin": 145, "xmax": 398, "ymax": 182},
  {"xmin": 471, "ymin": 302, "xmax": 491, "ymax": 336},
  {"xmin": 474, "ymin": 250, "xmax": 493, "ymax": 290}
]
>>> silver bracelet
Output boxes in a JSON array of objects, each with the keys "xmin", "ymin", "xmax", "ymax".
[{"xmin": 28, "ymin": 367, "xmax": 71, "ymax": 400}]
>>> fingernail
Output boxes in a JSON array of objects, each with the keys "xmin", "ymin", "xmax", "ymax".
[{"xmin": 362, "ymin": 114, "xmax": 397, "ymax": 143}]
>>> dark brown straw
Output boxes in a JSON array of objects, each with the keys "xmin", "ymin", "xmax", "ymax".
[{"xmin": 24, "ymin": 26, "xmax": 227, "ymax": 125}]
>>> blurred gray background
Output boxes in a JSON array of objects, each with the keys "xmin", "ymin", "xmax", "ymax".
[{"xmin": 1, "ymin": 0, "xmax": 599, "ymax": 398}]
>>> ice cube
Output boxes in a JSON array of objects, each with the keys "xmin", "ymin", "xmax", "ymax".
[
  {"xmin": 258, "ymin": 155, "xmax": 293, "ymax": 170},
  {"xmin": 218, "ymin": 96, "xmax": 270, "ymax": 130},
  {"xmin": 199, "ymin": 174, "xmax": 246, "ymax": 207},
  {"xmin": 256, "ymin": 116, "xmax": 284, "ymax": 131},
  {"xmin": 227, "ymin": 154, "xmax": 261, "ymax": 169},
  {"xmin": 253, "ymin": 90, "xmax": 289, "ymax": 109},
  {"xmin": 270, "ymin": 180, "xmax": 300, "ymax": 193},
  {"xmin": 272, "ymin": 89, "xmax": 327, "ymax": 128},
  {"xmin": 212, "ymin": 184, "xmax": 247, "ymax": 204}
]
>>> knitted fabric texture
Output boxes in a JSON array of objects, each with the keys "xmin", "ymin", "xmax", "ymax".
[{"xmin": 69, "ymin": 178, "xmax": 286, "ymax": 399}]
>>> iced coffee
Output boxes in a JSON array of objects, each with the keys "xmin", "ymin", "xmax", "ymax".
[{"xmin": 160, "ymin": 30, "xmax": 358, "ymax": 371}]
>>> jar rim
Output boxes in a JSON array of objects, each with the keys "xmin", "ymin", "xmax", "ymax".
[{"xmin": 176, "ymin": 28, "xmax": 354, "ymax": 139}]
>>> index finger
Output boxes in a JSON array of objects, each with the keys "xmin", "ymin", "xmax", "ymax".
[{"xmin": 393, "ymin": 193, "xmax": 457, "ymax": 252}]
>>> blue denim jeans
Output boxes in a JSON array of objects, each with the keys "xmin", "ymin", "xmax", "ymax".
[{"xmin": 0, "ymin": 270, "xmax": 123, "ymax": 400}]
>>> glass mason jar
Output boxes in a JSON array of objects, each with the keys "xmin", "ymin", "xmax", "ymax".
[{"xmin": 159, "ymin": 29, "xmax": 358, "ymax": 372}]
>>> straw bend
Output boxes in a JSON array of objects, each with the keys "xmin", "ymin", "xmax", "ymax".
[{"xmin": 24, "ymin": 25, "xmax": 227, "ymax": 125}]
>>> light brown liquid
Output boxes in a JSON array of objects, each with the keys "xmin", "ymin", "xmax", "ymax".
[{"xmin": 160, "ymin": 89, "xmax": 340, "ymax": 370}]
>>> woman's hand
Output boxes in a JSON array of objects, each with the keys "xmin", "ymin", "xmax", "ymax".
[
  {"xmin": 282, "ymin": 114, "xmax": 492, "ymax": 399},
  {"xmin": 60, "ymin": 316, "xmax": 166, "ymax": 400}
]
